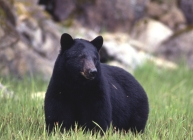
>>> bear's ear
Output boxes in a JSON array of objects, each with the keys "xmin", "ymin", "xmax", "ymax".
[
  {"xmin": 60, "ymin": 33, "xmax": 74, "ymax": 53},
  {"xmin": 91, "ymin": 36, "xmax": 103, "ymax": 51}
]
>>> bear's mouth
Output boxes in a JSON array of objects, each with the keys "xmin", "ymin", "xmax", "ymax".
[{"xmin": 80, "ymin": 72, "xmax": 95, "ymax": 80}]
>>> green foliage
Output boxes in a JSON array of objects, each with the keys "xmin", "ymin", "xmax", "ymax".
[{"xmin": 0, "ymin": 63, "xmax": 193, "ymax": 139}]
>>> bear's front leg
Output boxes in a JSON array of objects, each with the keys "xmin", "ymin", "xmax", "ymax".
[
  {"xmin": 45, "ymin": 98, "xmax": 75, "ymax": 134},
  {"xmin": 45, "ymin": 110, "xmax": 75, "ymax": 133},
  {"xmin": 45, "ymin": 118, "xmax": 56, "ymax": 134},
  {"xmin": 79, "ymin": 98, "xmax": 112, "ymax": 133}
]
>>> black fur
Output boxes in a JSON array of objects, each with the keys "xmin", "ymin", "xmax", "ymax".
[{"xmin": 44, "ymin": 33, "xmax": 149, "ymax": 134}]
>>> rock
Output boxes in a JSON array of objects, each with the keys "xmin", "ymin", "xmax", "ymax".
[
  {"xmin": 102, "ymin": 39, "xmax": 149, "ymax": 70},
  {"xmin": 147, "ymin": 1, "xmax": 186, "ymax": 31},
  {"xmin": 67, "ymin": 26, "xmax": 99, "ymax": 41},
  {"xmin": 38, "ymin": 0, "xmax": 149, "ymax": 32},
  {"xmin": 0, "ymin": 0, "xmax": 18, "ymax": 49},
  {"xmin": 147, "ymin": 56, "xmax": 178, "ymax": 70},
  {"xmin": 102, "ymin": 32, "xmax": 130, "ymax": 44},
  {"xmin": 131, "ymin": 18, "xmax": 173, "ymax": 53},
  {"xmin": 159, "ymin": 6, "xmax": 186, "ymax": 30},
  {"xmin": 0, "ymin": 0, "xmax": 16, "ymax": 26},
  {"xmin": 0, "ymin": 82, "xmax": 14, "ymax": 98},
  {"xmin": 179, "ymin": 0, "xmax": 193, "ymax": 24},
  {"xmin": 102, "ymin": 38, "xmax": 178, "ymax": 71},
  {"xmin": 108, "ymin": 61, "xmax": 134, "ymax": 74},
  {"xmin": 0, "ymin": 40, "xmax": 54, "ymax": 79},
  {"xmin": 0, "ymin": 0, "xmax": 61, "ymax": 79},
  {"xmin": 16, "ymin": 17, "xmax": 60, "ymax": 60},
  {"xmin": 15, "ymin": 1, "xmax": 61, "ymax": 60},
  {"xmin": 155, "ymin": 26, "xmax": 193, "ymax": 69},
  {"xmin": 147, "ymin": 2, "xmax": 167, "ymax": 19},
  {"xmin": 39, "ymin": 0, "xmax": 75, "ymax": 21}
]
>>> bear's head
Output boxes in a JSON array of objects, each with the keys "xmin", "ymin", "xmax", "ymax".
[{"xmin": 59, "ymin": 33, "xmax": 103, "ymax": 81}]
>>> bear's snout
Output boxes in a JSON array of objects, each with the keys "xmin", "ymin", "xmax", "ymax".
[
  {"xmin": 89, "ymin": 68, "xmax": 97, "ymax": 79},
  {"xmin": 80, "ymin": 60, "xmax": 97, "ymax": 80},
  {"xmin": 81, "ymin": 68, "xmax": 97, "ymax": 80}
]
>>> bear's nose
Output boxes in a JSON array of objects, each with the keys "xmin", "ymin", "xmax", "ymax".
[{"xmin": 89, "ymin": 68, "xmax": 97, "ymax": 78}]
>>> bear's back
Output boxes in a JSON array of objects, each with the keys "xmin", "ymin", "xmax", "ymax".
[
  {"xmin": 100, "ymin": 63, "xmax": 143, "ymax": 91},
  {"xmin": 100, "ymin": 63, "xmax": 149, "ymax": 130}
]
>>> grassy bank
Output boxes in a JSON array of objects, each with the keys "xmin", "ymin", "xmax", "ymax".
[{"xmin": 0, "ymin": 64, "xmax": 193, "ymax": 139}]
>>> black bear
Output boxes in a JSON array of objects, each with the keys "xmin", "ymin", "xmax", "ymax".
[{"xmin": 44, "ymin": 33, "xmax": 149, "ymax": 134}]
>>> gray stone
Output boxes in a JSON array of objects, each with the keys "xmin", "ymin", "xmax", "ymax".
[
  {"xmin": 103, "ymin": 40, "xmax": 149, "ymax": 70},
  {"xmin": 131, "ymin": 18, "xmax": 173, "ymax": 53},
  {"xmin": 0, "ymin": 0, "xmax": 61, "ymax": 79},
  {"xmin": 179, "ymin": 0, "xmax": 193, "ymax": 24},
  {"xmin": 0, "ymin": 82, "xmax": 14, "ymax": 99},
  {"xmin": 155, "ymin": 27, "xmax": 193, "ymax": 69},
  {"xmin": 39, "ymin": 0, "xmax": 149, "ymax": 32}
]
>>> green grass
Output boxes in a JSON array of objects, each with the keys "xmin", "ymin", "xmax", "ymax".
[{"xmin": 0, "ymin": 63, "xmax": 193, "ymax": 139}]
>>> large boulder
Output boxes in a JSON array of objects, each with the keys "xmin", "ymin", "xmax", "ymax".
[
  {"xmin": 159, "ymin": 6, "xmax": 185, "ymax": 30},
  {"xmin": 38, "ymin": 0, "xmax": 149, "ymax": 32},
  {"xmin": 147, "ymin": 1, "xmax": 186, "ymax": 31},
  {"xmin": 179, "ymin": 0, "xmax": 193, "ymax": 24},
  {"xmin": 100, "ymin": 32, "xmax": 177, "ymax": 71},
  {"xmin": 155, "ymin": 26, "xmax": 193, "ymax": 69},
  {"xmin": 131, "ymin": 18, "xmax": 173, "ymax": 53},
  {"xmin": 0, "ymin": 0, "xmax": 61, "ymax": 79}
]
